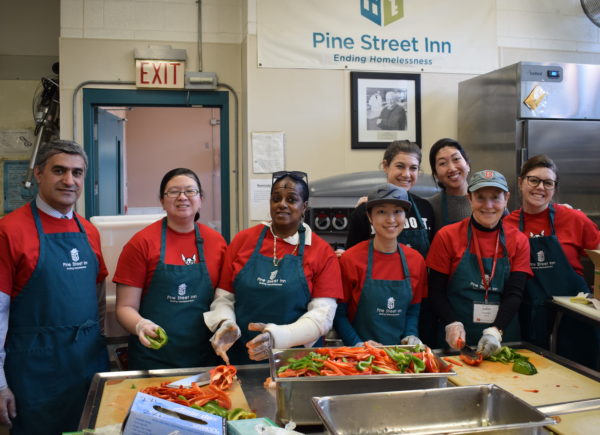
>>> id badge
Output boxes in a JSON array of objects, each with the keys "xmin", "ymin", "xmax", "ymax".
[{"xmin": 473, "ymin": 302, "xmax": 499, "ymax": 324}]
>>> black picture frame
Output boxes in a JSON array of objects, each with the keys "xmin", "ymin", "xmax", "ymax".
[{"xmin": 351, "ymin": 71, "xmax": 422, "ymax": 149}]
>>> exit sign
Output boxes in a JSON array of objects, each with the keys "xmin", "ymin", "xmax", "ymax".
[{"xmin": 136, "ymin": 60, "xmax": 185, "ymax": 89}]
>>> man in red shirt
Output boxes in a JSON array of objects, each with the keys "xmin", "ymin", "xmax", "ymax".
[{"xmin": 0, "ymin": 140, "xmax": 109, "ymax": 434}]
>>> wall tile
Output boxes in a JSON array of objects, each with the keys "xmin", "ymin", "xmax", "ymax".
[
  {"xmin": 61, "ymin": 0, "xmax": 84, "ymax": 29},
  {"xmin": 83, "ymin": 0, "xmax": 105, "ymax": 29}
]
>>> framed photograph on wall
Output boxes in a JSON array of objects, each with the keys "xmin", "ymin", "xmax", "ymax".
[{"xmin": 351, "ymin": 71, "xmax": 421, "ymax": 149}]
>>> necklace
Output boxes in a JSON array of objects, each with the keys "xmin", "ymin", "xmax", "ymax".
[{"xmin": 273, "ymin": 235, "xmax": 299, "ymax": 267}]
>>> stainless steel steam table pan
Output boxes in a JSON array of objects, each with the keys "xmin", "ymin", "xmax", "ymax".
[
  {"xmin": 270, "ymin": 346, "xmax": 455, "ymax": 425},
  {"xmin": 312, "ymin": 384, "xmax": 557, "ymax": 435}
]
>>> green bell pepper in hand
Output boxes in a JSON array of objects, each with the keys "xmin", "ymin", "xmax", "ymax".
[{"xmin": 146, "ymin": 326, "xmax": 168, "ymax": 350}]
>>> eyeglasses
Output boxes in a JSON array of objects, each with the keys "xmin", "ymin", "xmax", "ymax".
[
  {"xmin": 272, "ymin": 171, "xmax": 308, "ymax": 185},
  {"xmin": 524, "ymin": 176, "xmax": 557, "ymax": 189},
  {"xmin": 163, "ymin": 189, "xmax": 200, "ymax": 198}
]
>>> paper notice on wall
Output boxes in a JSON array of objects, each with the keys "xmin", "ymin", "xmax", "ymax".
[
  {"xmin": 249, "ymin": 178, "xmax": 272, "ymax": 221},
  {"xmin": 252, "ymin": 131, "xmax": 284, "ymax": 173}
]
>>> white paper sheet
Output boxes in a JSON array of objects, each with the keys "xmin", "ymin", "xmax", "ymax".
[
  {"xmin": 252, "ymin": 131, "xmax": 284, "ymax": 173},
  {"xmin": 249, "ymin": 178, "xmax": 272, "ymax": 221}
]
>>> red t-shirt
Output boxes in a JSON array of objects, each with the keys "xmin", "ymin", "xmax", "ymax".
[
  {"xmin": 113, "ymin": 220, "xmax": 227, "ymax": 293},
  {"xmin": 426, "ymin": 218, "xmax": 532, "ymax": 277},
  {"xmin": 218, "ymin": 224, "xmax": 343, "ymax": 299},
  {"xmin": 0, "ymin": 204, "xmax": 108, "ymax": 297},
  {"xmin": 339, "ymin": 240, "xmax": 427, "ymax": 321},
  {"xmin": 504, "ymin": 204, "xmax": 600, "ymax": 276}
]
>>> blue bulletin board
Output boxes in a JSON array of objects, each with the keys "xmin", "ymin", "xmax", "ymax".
[{"xmin": 2, "ymin": 160, "xmax": 36, "ymax": 214}]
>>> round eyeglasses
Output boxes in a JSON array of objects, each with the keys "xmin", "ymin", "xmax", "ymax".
[
  {"xmin": 164, "ymin": 189, "xmax": 200, "ymax": 198},
  {"xmin": 525, "ymin": 176, "xmax": 557, "ymax": 189}
]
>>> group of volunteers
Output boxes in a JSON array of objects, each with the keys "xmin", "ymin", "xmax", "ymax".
[{"xmin": 0, "ymin": 139, "xmax": 598, "ymax": 434}]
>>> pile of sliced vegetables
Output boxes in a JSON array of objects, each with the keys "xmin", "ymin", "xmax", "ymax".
[
  {"xmin": 276, "ymin": 343, "xmax": 452, "ymax": 377},
  {"xmin": 141, "ymin": 365, "xmax": 256, "ymax": 420},
  {"xmin": 487, "ymin": 346, "xmax": 538, "ymax": 375}
]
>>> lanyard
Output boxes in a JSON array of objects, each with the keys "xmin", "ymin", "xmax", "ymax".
[{"xmin": 471, "ymin": 225, "xmax": 500, "ymax": 302}]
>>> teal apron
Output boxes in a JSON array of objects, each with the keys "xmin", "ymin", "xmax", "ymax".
[
  {"xmin": 352, "ymin": 240, "xmax": 412, "ymax": 345},
  {"xmin": 230, "ymin": 226, "xmax": 311, "ymax": 365},
  {"xmin": 518, "ymin": 205, "xmax": 597, "ymax": 367},
  {"xmin": 128, "ymin": 218, "xmax": 216, "ymax": 370},
  {"xmin": 5, "ymin": 202, "xmax": 108, "ymax": 435},
  {"xmin": 398, "ymin": 194, "xmax": 430, "ymax": 257},
  {"xmin": 442, "ymin": 224, "xmax": 520, "ymax": 346}
]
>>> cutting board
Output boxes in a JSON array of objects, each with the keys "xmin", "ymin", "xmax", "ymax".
[
  {"xmin": 94, "ymin": 375, "xmax": 250, "ymax": 429},
  {"xmin": 546, "ymin": 409, "xmax": 600, "ymax": 434},
  {"xmin": 448, "ymin": 349, "xmax": 600, "ymax": 406}
]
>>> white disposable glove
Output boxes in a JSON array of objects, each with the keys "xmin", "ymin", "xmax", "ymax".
[
  {"xmin": 400, "ymin": 335, "xmax": 422, "ymax": 346},
  {"xmin": 246, "ymin": 323, "xmax": 273, "ymax": 361},
  {"xmin": 445, "ymin": 321, "xmax": 466, "ymax": 349},
  {"xmin": 0, "ymin": 387, "xmax": 16, "ymax": 428},
  {"xmin": 135, "ymin": 318, "xmax": 160, "ymax": 348},
  {"xmin": 477, "ymin": 327, "xmax": 502, "ymax": 358},
  {"xmin": 210, "ymin": 320, "xmax": 241, "ymax": 365}
]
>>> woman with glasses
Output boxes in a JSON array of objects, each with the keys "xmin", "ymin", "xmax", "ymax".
[
  {"xmin": 345, "ymin": 140, "xmax": 435, "ymax": 258},
  {"xmin": 114, "ymin": 168, "xmax": 227, "ymax": 369},
  {"xmin": 427, "ymin": 138, "xmax": 472, "ymax": 234},
  {"xmin": 426, "ymin": 170, "xmax": 532, "ymax": 357},
  {"xmin": 204, "ymin": 171, "xmax": 343, "ymax": 364},
  {"xmin": 504, "ymin": 155, "xmax": 600, "ymax": 365}
]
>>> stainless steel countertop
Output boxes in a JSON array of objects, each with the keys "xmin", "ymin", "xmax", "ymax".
[{"xmin": 79, "ymin": 342, "xmax": 600, "ymax": 433}]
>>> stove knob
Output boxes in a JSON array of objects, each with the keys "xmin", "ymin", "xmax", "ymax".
[
  {"xmin": 314, "ymin": 214, "xmax": 331, "ymax": 231},
  {"xmin": 332, "ymin": 215, "xmax": 348, "ymax": 231}
]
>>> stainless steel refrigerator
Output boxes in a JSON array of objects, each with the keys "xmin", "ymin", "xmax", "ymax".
[{"xmin": 458, "ymin": 61, "xmax": 600, "ymax": 230}]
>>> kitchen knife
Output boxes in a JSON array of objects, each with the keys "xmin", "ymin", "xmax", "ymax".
[
  {"xmin": 166, "ymin": 370, "xmax": 211, "ymax": 388},
  {"xmin": 459, "ymin": 344, "xmax": 484, "ymax": 365}
]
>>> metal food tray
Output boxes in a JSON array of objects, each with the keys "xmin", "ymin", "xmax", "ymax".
[
  {"xmin": 312, "ymin": 384, "xmax": 557, "ymax": 435},
  {"xmin": 270, "ymin": 346, "xmax": 456, "ymax": 425}
]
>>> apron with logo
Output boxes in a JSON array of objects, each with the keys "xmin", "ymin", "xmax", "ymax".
[
  {"xmin": 398, "ymin": 194, "xmax": 430, "ymax": 257},
  {"xmin": 442, "ymin": 224, "xmax": 519, "ymax": 346},
  {"xmin": 518, "ymin": 205, "xmax": 596, "ymax": 366},
  {"xmin": 230, "ymin": 226, "xmax": 311, "ymax": 365},
  {"xmin": 5, "ymin": 202, "xmax": 108, "ymax": 435},
  {"xmin": 128, "ymin": 218, "xmax": 216, "ymax": 369},
  {"xmin": 352, "ymin": 240, "xmax": 413, "ymax": 345}
]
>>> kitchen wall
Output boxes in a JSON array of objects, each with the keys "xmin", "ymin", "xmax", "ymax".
[
  {"xmin": 241, "ymin": 0, "xmax": 599, "ymax": 225},
  {"xmin": 55, "ymin": 0, "xmax": 600, "ymax": 229},
  {"xmin": 0, "ymin": 0, "xmax": 60, "ymax": 216}
]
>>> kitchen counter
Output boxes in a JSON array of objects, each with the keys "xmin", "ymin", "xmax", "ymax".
[{"xmin": 80, "ymin": 343, "xmax": 600, "ymax": 434}]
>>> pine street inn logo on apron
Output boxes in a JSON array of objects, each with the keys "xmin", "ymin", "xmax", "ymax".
[
  {"xmin": 167, "ymin": 283, "xmax": 198, "ymax": 303},
  {"xmin": 256, "ymin": 269, "xmax": 286, "ymax": 287},
  {"xmin": 378, "ymin": 296, "xmax": 401, "ymax": 317},
  {"xmin": 361, "ymin": 0, "xmax": 404, "ymax": 26},
  {"xmin": 533, "ymin": 249, "xmax": 556, "ymax": 270},
  {"xmin": 62, "ymin": 248, "xmax": 89, "ymax": 271}
]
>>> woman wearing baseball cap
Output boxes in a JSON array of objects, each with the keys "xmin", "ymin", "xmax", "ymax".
[
  {"xmin": 334, "ymin": 183, "xmax": 427, "ymax": 346},
  {"xmin": 426, "ymin": 170, "xmax": 532, "ymax": 356}
]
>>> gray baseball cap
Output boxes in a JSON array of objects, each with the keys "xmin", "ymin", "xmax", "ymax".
[
  {"xmin": 468, "ymin": 170, "xmax": 509, "ymax": 192},
  {"xmin": 366, "ymin": 183, "xmax": 412, "ymax": 211}
]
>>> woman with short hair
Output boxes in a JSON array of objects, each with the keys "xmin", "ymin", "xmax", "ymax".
[{"xmin": 426, "ymin": 170, "xmax": 532, "ymax": 357}]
